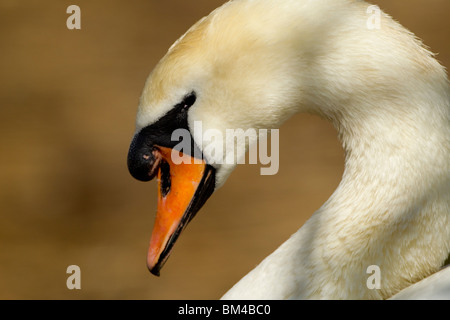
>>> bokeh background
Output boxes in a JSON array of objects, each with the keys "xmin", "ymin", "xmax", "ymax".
[{"xmin": 0, "ymin": 0, "xmax": 448, "ymax": 299}]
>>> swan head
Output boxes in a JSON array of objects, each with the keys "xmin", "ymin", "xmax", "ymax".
[{"xmin": 127, "ymin": 4, "xmax": 305, "ymax": 275}]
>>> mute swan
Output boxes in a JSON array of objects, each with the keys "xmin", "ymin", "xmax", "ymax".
[{"xmin": 127, "ymin": 0, "xmax": 450, "ymax": 299}]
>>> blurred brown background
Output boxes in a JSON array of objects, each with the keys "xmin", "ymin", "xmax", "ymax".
[{"xmin": 0, "ymin": 0, "xmax": 448, "ymax": 299}]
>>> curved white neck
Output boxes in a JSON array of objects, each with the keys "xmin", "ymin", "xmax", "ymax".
[
  {"xmin": 223, "ymin": 88, "xmax": 450, "ymax": 300},
  {"xmin": 220, "ymin": 0, "xmax": 450, "ymax": 300}
]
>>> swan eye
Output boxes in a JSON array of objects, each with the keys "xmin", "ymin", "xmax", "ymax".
[{"xmin": 179, "ymin": 92, "xmax": 196, "ymax": 110}]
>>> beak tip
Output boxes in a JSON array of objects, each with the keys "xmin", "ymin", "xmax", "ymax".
[
  {"xmin": 150, "ymin": 269, "xmax": 161, "ymax": 277},
  {"xmin": 147, "ymin": 257, "xmax": 162, "ymax": 277},
  {"xmin": 148, "ymin": 263, "xmax": 161, "ymax": 277}
]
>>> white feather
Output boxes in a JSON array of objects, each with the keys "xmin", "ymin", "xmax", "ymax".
[{"xmin": 137, "ymin": 0, "xmax": 450, "ymax": 299}]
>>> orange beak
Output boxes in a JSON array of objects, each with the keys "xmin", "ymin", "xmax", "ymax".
[{"xmin": 146, "ymin": 147, "xmax": 215, "ymax": 276}]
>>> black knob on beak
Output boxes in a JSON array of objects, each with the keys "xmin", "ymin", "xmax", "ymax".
[{"xmin": 127, "ymin": 133, "xmax": 161, "ymax": 182}]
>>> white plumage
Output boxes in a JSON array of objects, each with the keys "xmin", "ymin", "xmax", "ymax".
[
  {"xmin": 136, "ymin": 0, "xmax": 450, "ymax": 299},
  {"xmin": 390, "ymin": 266, "xmax": 450, "ymax": 300}
]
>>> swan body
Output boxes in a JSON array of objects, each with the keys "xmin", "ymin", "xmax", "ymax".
[
  {"xmin": 129, "ymin": 0, "xmax": 450, "ymax": 299},
  {"xmin": 389, "ymin": 266, "xmax": 450, "ymax": 300}
]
